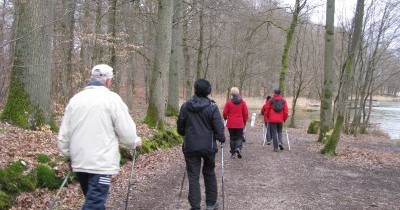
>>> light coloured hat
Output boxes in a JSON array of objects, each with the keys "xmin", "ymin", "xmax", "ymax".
[{"xmin": 91, "ymin": 64, "xmax": 113, "ymax": 79}]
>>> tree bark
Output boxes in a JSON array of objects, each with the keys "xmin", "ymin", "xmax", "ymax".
[
  {"xmin": 167, "ymin": 0, "xmax": 183, "ymax": 116},
  {"xmin": 183, "ymin": 14, "xmax": 192, "ymax": 101},
  {"xmin": 318, "ymin": 0, "xmax": 335, "ymax": 142},
  {"xmin": 1, "ymin": 0, "xmax": 55, "ymax": 129},
  {"xmin": 145, "ymin": 0, "xmax": 174, "ymax": 130}
]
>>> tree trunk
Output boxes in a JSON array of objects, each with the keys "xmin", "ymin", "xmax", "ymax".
[
  {"xmin": 166, "ymin": 0, "xmax": 183, "ymax": 116},
  {"xmin": 318, "ymin": 0, "xmax": 335, "ymax": 142},
  {"xmin": 322, "ymin": 0, "xmax": 364, "ymax": 156},
  {"xmin": 92, "ymin": 0, "xmax": 103, "ymax": 64},
  {"xmin": 61, "ymin": 0, "xmax": 77, "ymax": 101},
  {"xmin": 1, "ymin": 0, "xmax": 55, "ymax": 129},
  {"xmin": 279, "ymin": 0, "xmax": 306, "ymax": 95},
  {"xmin": 196, "ymin": 2, "xmax": 204, "ymax": 79},
  {"xmin": 183, "ymin": 14, "xmax": 192, "ymax": 101},
  {"xmin": 144, "ymin": 0, "xmax": 174, "ymax": 130},
  {"xmin": 109, "ymin": 0, "xmax": 119, "ymax": 91}
]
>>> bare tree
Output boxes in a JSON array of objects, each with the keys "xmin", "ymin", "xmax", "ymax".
[
  {"xmin": 279, "ymin": 0, "xmax": 307, "ymax": 95},
  {"xmin": 322, "ymin": 0, "xmax": 365, "ymax": 156}
]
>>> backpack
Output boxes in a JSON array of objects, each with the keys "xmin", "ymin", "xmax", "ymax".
[{"xmin": 270, "ymin": 98, "xmax": 284, "ymax": 113}]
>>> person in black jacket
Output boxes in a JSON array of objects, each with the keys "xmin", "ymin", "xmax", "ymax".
[{"xmin": 177, "ymin": 79, "xmax": 225, "ymax": 210}]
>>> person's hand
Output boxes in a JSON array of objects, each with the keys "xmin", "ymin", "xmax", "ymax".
[
  {"xmin": 219, "ymin": 136, "xmax": 226, "ymax": 143},
  {"xmin": 134, "ymin": 137, "xmax": 142, "ymax": 149}
]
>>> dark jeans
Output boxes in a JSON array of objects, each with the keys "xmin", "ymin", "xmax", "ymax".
[
  {"xmin": 185, "ymin": 153, "xmax": 218, "ymax": 210},
  {"xmin": 269, "ymin": 123, "xmax": 283, "ymax": 150},
  {"xmin": 76, "ymin": 172, "xmax": 111, "ymax": 210},
  {"xmin": 265, "ymin": 122, "xmax": 273, "ymax": 142},
  {"xmin": 228, "ymin": 128, "xmax": 244, "ymax": 154}
]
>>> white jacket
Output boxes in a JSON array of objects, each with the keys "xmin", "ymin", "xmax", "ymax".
[{"xmin": 58, "ymin": 85, "xmax": 141, "ymax": 175}]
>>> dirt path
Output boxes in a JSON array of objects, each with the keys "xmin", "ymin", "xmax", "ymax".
[{"xmin": 108, "ymin": 126, "xmax": 400, "ymax": 209}]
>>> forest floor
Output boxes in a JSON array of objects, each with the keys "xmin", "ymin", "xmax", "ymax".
[
  {"xmin": 2, "ymin": 119, "xmax": 400, "ymax": 209},
  {"xmin": 1, "ymin": 95, "xmax": 400, "ymax": 209}
]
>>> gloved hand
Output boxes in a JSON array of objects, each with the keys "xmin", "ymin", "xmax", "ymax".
[{"xmin": 219, "ymin": 136, "xmax": 226, "ymax": 143}]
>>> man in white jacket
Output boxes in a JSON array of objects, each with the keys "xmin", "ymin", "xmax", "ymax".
[{"xmin": 58, "ymin": 64, "xmax": 141, "ymax": 210}]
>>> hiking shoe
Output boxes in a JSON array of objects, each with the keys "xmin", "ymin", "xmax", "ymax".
[
  {"xmin": 237, "ymin": 150, "xmax": 242, "ymax": 159},
  {"xmin": 273, "ymin": 148, "xmax": 279, "ymax": 152},
  {"xmin": 206, "ymin": 202, "xmax": 220, "ymax": 210},
  {"xmin": 279, "ymin": 145, "xmax": 284, "ymax": 150},
  {"xmin": 266, "ymin": 141, "xmax": 271, "ymax": 145},
  {"xmin": 231, "ymin": 154, "xmax": 236, "ymax": 159}
]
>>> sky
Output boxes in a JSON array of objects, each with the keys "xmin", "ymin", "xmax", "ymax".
[{"xmin": 279, "ymin": 0, "xmax": 357, "ymax": 25}]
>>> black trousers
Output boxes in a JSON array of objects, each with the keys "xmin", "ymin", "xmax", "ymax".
[
  {"xmin": 265, "ymin": 122, "xmax": 273, "ymax": 142},
  {"xmin": 228, "ymin": 128, "xmax": 244, "ymax": 154},
  {"xmin": 269, "ymin": 123, "xmax": 283, "ymax": 150},
  {"xmin": 184, "ymin": 153, "xmax": 218, "ymax": 210}
]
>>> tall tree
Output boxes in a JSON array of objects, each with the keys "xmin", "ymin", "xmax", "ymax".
[
  {"xmin": 183, "ymin": 11, "xmax": 192, "ymax": 101},
  {"xmin": 108, "ymin": 0, "xmax": 119, "ymax": 91},
  {"xmin": 279, "ymin": 0, "xmax": 307, "ymax": 95},
  {"xmin": 167, "ymin": 0, "xmax": 183, "ymax": 116},
  {"xmin": 196, "ymin": 1, "xmax": 204, "ymax": 79},
  {"xmin": 318, "ymin": 0, "xmax": 335, "ymax": 142},
  {"xmin": 144, "ymin": 0, "xmax": 174, "ymax": 130},
  {"xmin": 92, "ymin": 0, "xmax": 104, "ymax": 64},
  {"xmin": 1, "ymin": 0, "xmax": 55, "ymax": 129},
  {"xmin": 60, "ymin": 0, "xmax": 77, "ymax": 101},
  {"xmin": 321, "ymin": 0, "xmax": 365, "ymax": 156}
]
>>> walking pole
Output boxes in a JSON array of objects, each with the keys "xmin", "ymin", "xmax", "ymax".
[
  {"xmin": 221, "ymin": 143, "xmax": 225, "ymax": 210},
  {"xmin": 176, "ymin": 171, "xmax": 186, "ymax": 210},
  {"xmin": 262, "ymin": 124, "xmax": 267, "ymax": 147},
  {"xmin": 285, "ymin": 124, "xmax": 291, "ymax": 151},
  {"xmin": 48, "ymin": 171, "xmax": 70, "ymax": 210},
  {"xmin": 125, "ymin": 149, "xmax": 137, "ymax": 210}
]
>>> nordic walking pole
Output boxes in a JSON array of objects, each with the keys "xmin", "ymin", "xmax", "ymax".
[
  {"xmin": 125, "ymin": 149, "xmax": 137, "ymax": 210},
  {"xmin": 221, "ymin": 143, "xmax": 225, "ymax": 210},
  {"xmin": 176, "ymin": 171, "xmax": 186, "ymax": 210},
  {"xmin": 285, "ymin": 124, "xmax": 291, "ymax": 151},
  {"xmin": 262, "ymin": 124, "xmax": 267, "ymax": 147},
  {"xmin": 48, "ymin": 171, "xmax": 70, "ymax": 210}
]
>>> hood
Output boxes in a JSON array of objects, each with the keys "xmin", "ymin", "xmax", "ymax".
[
  {"xmin": 187, "ymin": 96, "xmax": 211, "ymax": 112},
  {"xmin": 272, "ymin": 94, "xmax": 283, "ymax": 100},
  {"xmin": 231, "ymin": 95, "xmax": 242, "ymax": 104}
]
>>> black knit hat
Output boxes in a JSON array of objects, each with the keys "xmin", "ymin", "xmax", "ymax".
[{"xmin": 194, "ymin": 79, "xmax": 212, "ymax": 97}]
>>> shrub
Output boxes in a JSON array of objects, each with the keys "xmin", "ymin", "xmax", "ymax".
[
  {"xmin": 0, "ymin": 160, "xmax": 35, "ymax": 195},
  {"xmin": 36, "ymin": 154, "xmax": 51, "ymax": 164},
  {"xmin": 307, "ymin": 120, "xmax": 320, "ymax": 134},
  {"xmin": 141, "ymin": 138, "xmax": 158, "ymax": 154},
  {"xmin": 36, "ymin": 164, "xmax": 62, "ymax": 189},
  {"xmin": 0, "ymin": 190, "xmax": 11, "ymax": 210}
]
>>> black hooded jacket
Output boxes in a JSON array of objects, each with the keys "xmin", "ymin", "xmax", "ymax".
[{"xmin": 177, "ymin": 96, "xmax": 225, "ymax": 155}]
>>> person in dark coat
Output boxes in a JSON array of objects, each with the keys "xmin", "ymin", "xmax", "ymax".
[
  {"xmin": 177, "ymin": 79, "xmax": 225, "ymax": 210},
  {"xmin": 261, "ymin": 95, "xmax": 272, "ymax": 145},
  {"xmin": 223, "ymin": 87, "xmax": 248, "ymax": 159},
  {"xmin": 265, "ymin": 87, "xmax": 289, "ymax": 152}
]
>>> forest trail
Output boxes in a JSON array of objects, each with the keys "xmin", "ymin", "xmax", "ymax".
[{"xmin": 108, "ymin": 125, "xmax": 400, "ymax": 210}]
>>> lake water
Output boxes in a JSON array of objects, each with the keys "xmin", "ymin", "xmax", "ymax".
[
  {"xmin": 252, "ymin": 101, "xmax": 400, "ymax": 140},
  {"xmin": 370, "ymin": 101, "xmax": 400, "ymax": 140}
]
